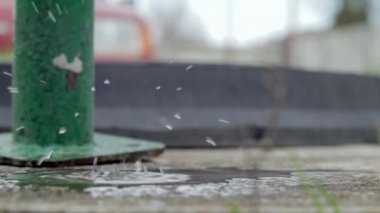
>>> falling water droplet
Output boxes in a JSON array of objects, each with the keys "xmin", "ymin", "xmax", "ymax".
[
  {"xmin": 7, "ymin": 87, "xmax": 19, "ymax": 94},
  {"xmin": 165, "ymin": 124, "xmax": 173, "ymax": 131},
  {"xmin": 176, "ymin": 87, "xmax": 183, "ymax": 91},
  {"xmin": 93, "ymin": 157, "xmax": 98, "ymax": 166},
  {"xmin": 174, "ymin": 113, "xmax": 181, "ymax": 120},
  {"xmin": 55, "ymin": 3, "xmax": 62, "ymax": 15},
  {"xmin": 218, "ymin": 119, "xmax": 230, "ymax": 124},
  {"xmin": 91, "ymin": 87, "xmax": 96, "ymax": 92},
  {"xmin": 156, "ymin": 85, "xmax": 161, "ymax": 90},
  {"xmin": 74, "ymin": 112, "xmax": 80, "ymax": 117},
  {"xmin": 31, "ymin": 1, "xmax": 39, "ymax": 13},
  {"xmin": 104, "ymin": 79, "xmax": 110, "ymax": 85},
  {"xmin": 15, "ymin": 126, "xmax": 24, "ymax": 132},
  {"xmin": 48, "ymin": 10, "xmax": 57, "ymax": 23},
  {"xmin": 186, "ymin": 65, "xmax": 193, "ymax": 71},
  {"xmin": 2, "ymin": 71, "xmax": 12, "ymax": 77},
  {"xmin": 37, "ymin": 149, "xmax": 53, "ymax": 166},
  {"xmin": 205, "ymin": 137, "xmax": 217, "ymax": 146},
  {"xmin": 58, "ymin": 127, "xmax": 67, "ymax": 134},
  {"xmin": 135, "ymin": 160, "xmax": 142, "ymax": 172}
]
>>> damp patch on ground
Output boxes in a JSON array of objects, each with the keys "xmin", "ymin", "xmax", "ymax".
[{"xmin": 0, "ymin": 167, "xmax": 379, "ymax": 199}]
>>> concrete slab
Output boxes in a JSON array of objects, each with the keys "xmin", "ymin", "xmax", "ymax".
[{"xmin": 0, "ymin": 145, "xmax": 378, "ymax": 212}]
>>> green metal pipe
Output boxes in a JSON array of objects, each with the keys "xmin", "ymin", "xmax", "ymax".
[{"xmin": 13, "ymin": 0, "xmax": 94, "ymax": 146}]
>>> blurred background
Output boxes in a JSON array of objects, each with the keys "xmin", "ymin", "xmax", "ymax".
[{"xmin": 1, "ymin": 0, "xmax": 380, "ymax": 75}]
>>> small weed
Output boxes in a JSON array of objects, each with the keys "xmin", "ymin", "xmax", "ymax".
[
  {"xmin": 290, "ymin": 153, "xmax": 340, "ymax": 213},
  {"xmin": 224, "ymin": 201, "xmax": 241, "ymax": 213}
]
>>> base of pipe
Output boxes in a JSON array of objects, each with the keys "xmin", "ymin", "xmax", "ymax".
[{"xmin": 0, "ymin": 133, "xmax": 165, "ymax": 167}]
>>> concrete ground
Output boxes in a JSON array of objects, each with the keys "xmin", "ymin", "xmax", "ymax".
[{"xmin": 0, "ymin": 145, "xmax": 379, "ymax": 212}]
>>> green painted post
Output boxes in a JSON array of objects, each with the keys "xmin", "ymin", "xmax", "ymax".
[
  {"xmin": 0, "ymin": 0, "xmax": 164, "ymax": 166},
  {"xmin": 13, "ymin": 0, "xmax": 94, "ymax": 146}
]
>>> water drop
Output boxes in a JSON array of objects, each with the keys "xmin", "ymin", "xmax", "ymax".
[
  {"xmin": 31, "ymin": 1, "xmax": 39, "ymax": 13},
  {"xmin": 186, "ymin": 65, "xmax": 193, "ymax": 71},
  {"xmin": 15, "ymin": 126, "xmax": 24, "ymax": 131},
  {"xmin": 7, "ymin": 87, "xmax": 19, "ymax": 93},
  {"xmin": 205, "ymin": 137, "xmax": 217, "ymax": 146},
  {"xmin": 37, "ymin": 149, "xmax": 53, "ymax": 166},
  {"xmin": 2, "ymin": 71, "xmax": 12, "ymax": 77},
  {"xmin": 93, "ymin": 157, "xmax": 98, "ymax": 166},
  {"xmin": 176, "ymin": 87, "xmax": 183, "ymax": 91},
  {"xmin": 165, "ymin": 125, "xmax": 173, "ymax": 131},
  {"xmin": 104, "ymin": 79, "xmax": 110, "ymax": 85},
  {"xmin": 135, "ymin": 160, "xmax": 142, "ymax": 172},
  {"xmin": 74, "ymin": 112, "xmax": 80, "ymax": 117},
  {"xmin": 159, "ymin": 167, "xmax": 165, "ymax": 174},
  {"xmin": 58, "ymin": 127, "xmax": 67, "ymax": 134},
  {"xmin": 218, "ymin": 119, "xmax": 230, "ymax": 124},
  {"xmin": 174, "ymin": 113, "xmax": 181, "ymax": 120},
  {"xmin": 55, "ymin": 3, "xmax": 62, "ymax": 15},
  {"xmin": 48, "ymin": 10, "xmax": 57, "ymax": 23},
  {"xmin": 155, "ymin": 85, "xmax": 161, "ymax": 90}
]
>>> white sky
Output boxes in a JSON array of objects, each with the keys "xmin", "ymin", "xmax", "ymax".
[{"xmin": 136, "ymin": 0, "xmax": 339, "ymax": 47}]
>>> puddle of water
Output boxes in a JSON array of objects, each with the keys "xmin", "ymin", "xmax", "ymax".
[
  {"xmin": 85, "ymin": 178, "xmax": 257, "ymax": 198},
  {"xmin": 1, "ymin": 168, "xmax": 295, "ymax": 198},
  {"xmin": 2, "ymin": 168, "xmax": 376, "ymax": 199}
]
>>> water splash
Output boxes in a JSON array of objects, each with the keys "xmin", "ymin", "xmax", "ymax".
[
  {"xmin": 37, "ymin": 149, "xmax": 53, "ymax": 166},
  {"xmin": 7, "ymin": 87, "xmax": 19, "ymax": 94},
  {"xmin": 174, "ymin": 113, "xmax": 181, "ymax": 120},
  {"xmin": 218, "ymin": 119, "xmax": 230, "ymax": 124},
  {"xmin": 48, "ymin": 10, "xmax": 57, "ymax": 23},
  {"xmin": 2, "ymin": 71, "xmax": 12, "ymax": 77},
  {"xmin": 205, "ymin": 137, "xmax": 217, "ymax": 146},
  {"xmin": 186, "ymin": 65, "xmax": 193, "ymax": 71},
  {"xmin": 58, "ymin": 127, "xmax": 67, "ymax": 134},
  {"xmin": 55, "ymin": 3, "xmax": 62, "ymax": 15},
  {"xmin": 31, "ymin": 1, "xmax": 39, "ymax": 13},
  {"xmin": 85, "ymin": 178, "xmax": 255, "ymax": 198},
  {"xmin": 15, "ymin": 126, "xmax": 24, "ymax": 132},
  {"xmin": 165, "ymin": 124, "xmax": 173, "ymax": 131}
]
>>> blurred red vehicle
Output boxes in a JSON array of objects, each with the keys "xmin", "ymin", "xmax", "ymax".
[{"xmin": 0, "ymin": 0, "xmax": 154, "ymax": 62}]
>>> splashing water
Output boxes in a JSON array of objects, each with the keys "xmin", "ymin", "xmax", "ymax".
[
  {"xmin": 165, "ymin": 124, "xmax": 173, "ymax": 131},
  {"xmin": 55, "ymin": 3, "xmax": 62, "ymax": 15},
  {"xmin": 15, "ymin": 126, "xmax": 24, "ymax": 132},
  {"xmin": 48, "ymin": 10, "xmax": 57, "ymax": 23},
  {"xmin": 205, "ymin": 137, "xmax": 217, "ymax": 146},
  {"xmin": 135, "ymin": 161, "xmax": 142, "ymax": 173},
  {"xmin": 93, "ymin": 157, "xmax": 98, "ymax": 166},
  {"xmin": 174, "ymin": 113, "xmax": 181, "ymax": 120},
  {"xmin": 7, "ymin": 87, "xmax": 19, "ymax": 94},
  {"xmin": 218, "ymin": 119, "xmax": 230, "ymax": 124},
  {"xmin": 37, "ymin": 149, "xmax": 53, "ymax": 166},
  {"xmin": 85, "ymin": 178, "xmax": 254, "ymax": 198},
  {"xmin": 186, "ymin": 65, "xmax": 193, "ymax": 71},
  {"xmin": 31, "ymin": 1, "xmax": 39, "ymax": 13},
  {"xmin": 2, "ymin": 71, "xmax": 12, "ymax": 77},
  {"xmin": 58, "ymin": 127, "xmax": 67, "ymax": 135}
]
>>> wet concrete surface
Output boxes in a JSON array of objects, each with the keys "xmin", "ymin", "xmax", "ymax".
[{"xmin": 0, "ymin": 145, "xmax": 379, "ymax": 212}]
